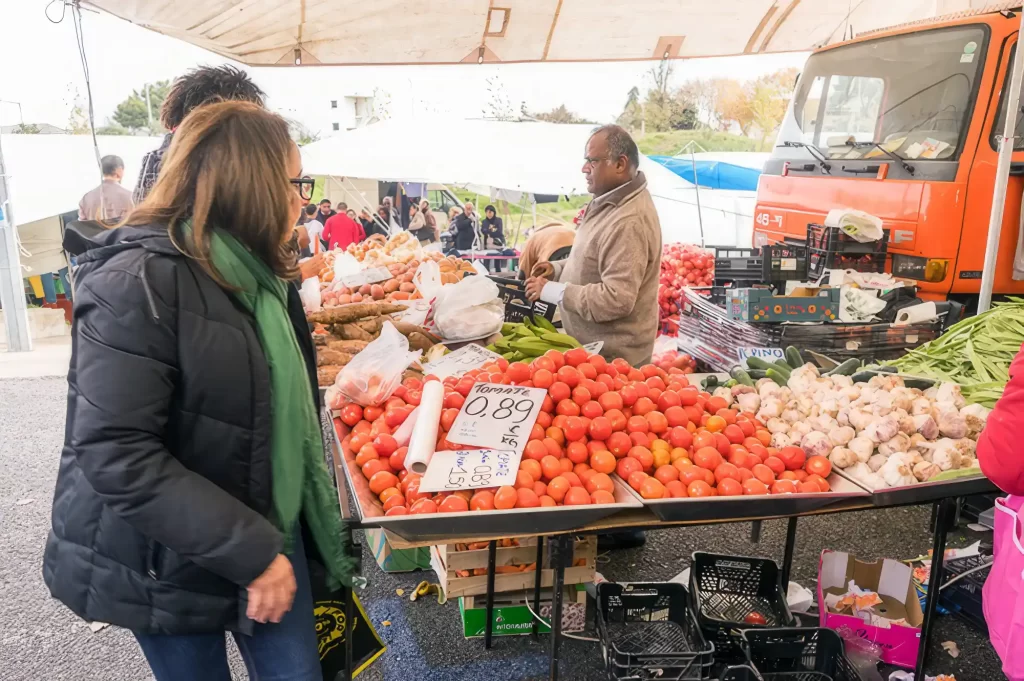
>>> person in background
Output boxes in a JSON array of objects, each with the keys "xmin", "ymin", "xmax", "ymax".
[
  {"xmin": 79, "ymin": 155, "xmax": 134, "ymax": 223},
  {"xmin": 316, "ymin": 198, "xmax": 336, "ymax": 224},
  {"xmin": 303, "ymin": 204, "xmax": 324, "ymax": 251},
  {"xmin": 452, "ymin": 202, "xmax": 479, "ymax": 251},
  {"xmin": 346, "ymin": 209, "xmax": 358, "ymax": 223},
  {"xmin": 518, "ymin": 222, "xmax": 575, "ymax": 281},
  {"xmin": 480, "ymin": 204, "xmax": 506, "ymax": 272},
  {"xmin": 44, "ymin": 101, "xmax": 355, "ymax": 680},
  {"xmin": 419, "ymin": 199, "xmax": 438, "ymax": 243},
  {"xmin": 335, "ymin": 201, "xmax": 348, "ymax": 216},
  {"xmin": 408, "ymin": 203, "xmax": 428, "ymax": 243},
  {"xmin": 322, "ymin": 205, "xmax": 365, "ymax": 250},
  {"xmin": 382, "ymin": 197, "xmax": 401, "ymax": 232},
  {"xmin": 359, "ymin": 208, "xmax": 382, "ymax": 239},
  {"xmin": 134, "ymin": 65, "xmax": 266, "ymax": 203},
  {"xmin": 365, "ymin": 206, "xmax": 388, "ymax": 240}
]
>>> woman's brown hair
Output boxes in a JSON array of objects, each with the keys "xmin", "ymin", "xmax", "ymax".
[{"xmin": 125, "ymin": 100, "xmax": 298, "ymax": 283}]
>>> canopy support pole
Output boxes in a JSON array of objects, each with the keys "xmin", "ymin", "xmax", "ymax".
[
  {"xmin": 979, "ymin": 10, "xmax": 1024, "ymax": 313},
  {"xmin": 0, "ymin": 135, "xmax": 31, "ymax": 352},
  {"xmin": 690, "ymin": 150, "xmax": 705, "ymax": 247}
]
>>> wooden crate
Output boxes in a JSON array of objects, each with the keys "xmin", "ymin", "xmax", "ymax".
[{"xmin": 430, "ymin": 537, "xmax": 596, "ymax": 599}]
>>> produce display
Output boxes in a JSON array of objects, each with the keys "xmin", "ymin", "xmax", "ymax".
[
  {"xmin": 652, "ymin": 344, "xmax": 697, "ymax": 375},
  {"xmin": 330, "ymin": 346, "xmax": 840, "ymax": 519},
  {"xmin": 658, "ymin": 243, "xmax": 713, "ymax": 329},
  {"xmin": 309, "ymin": 301, "xmax": 439, "ymax": 385},
  {"xmin": 738, "ymin": 349, "xmax": 986, "ymax": 491},
  {"xmin": 486, "ymin": 318, "xmax": 582, "ymax": 361},
  {"xmin": 319, "ymin": 252, "xmax": 476, "ymax": 306},
  {"xmin": 890, "ymin": 298, "xmax": 1024, "ymax": 407}
]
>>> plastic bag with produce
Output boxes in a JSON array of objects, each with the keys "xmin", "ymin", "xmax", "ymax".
[
  {"xmin": 299, "ymin": 276, "xmax": 321, "ymax": 313},
  {"xmin": 429, "ymin": 274, "xmax": 504, "ymax": 341},
  {"xmin": 334, "ymin": 321, "xmax": 422, "ymax": 406}
]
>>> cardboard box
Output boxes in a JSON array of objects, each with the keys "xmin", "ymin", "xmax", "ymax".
[
  {"xmin": 430, "ymin": 537, "xmax": 597, "ymax": 599},
  {"xmin": 728, "ymin": 287, "xmax": 840, "ymax": 323},
  {"xmin": 818, "ymin": 550, "xmax": 923, "ymax": 668},
  {"xmin": 458, "ymin": 587, "xmax": 587, "ymax": 638},
  {"xmin": 365, "ymin": 528, "xmax": 431, "ymax": 573}
]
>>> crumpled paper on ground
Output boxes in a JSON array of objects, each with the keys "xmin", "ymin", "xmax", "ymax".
[
  {"xmin": 889, "ymin": 672, "xmax": 956, "ymax": 681},
  {"xmin": 826, "ymin": 580, "xmax": 906, "ymax": 628}
]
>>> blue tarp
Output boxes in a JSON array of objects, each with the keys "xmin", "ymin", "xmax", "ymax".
[{"xmin": 649, "ymin": 156, "xmax": 762, "ymax": 192}]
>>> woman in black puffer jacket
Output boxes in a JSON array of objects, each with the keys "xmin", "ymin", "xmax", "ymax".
[{"xmin": 43, "ymin": 101, "xmax": 353, "ymax": 680}]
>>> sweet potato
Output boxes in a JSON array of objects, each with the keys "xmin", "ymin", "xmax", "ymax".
[
  {"xmin": 316, "ymin": 349, "xmax": 354, "ymax": 367},
  {"xmin": 317, "ymin": 365, "xmax": 342, "ymax": 386},
  {"xmin": 355, "ymin": 317, "xmax": 383, "ymax": 335},
  {"xmin": 337, "ymin": 324, "xmax": 374, "ymax": 342},
  {"xmin": 407, "ymin": 332, "xmax": 435, "ymax": 353},
  {"xmin": 306, "ymin": 303, "xmax": 383, "ymax": 325},
  {"xmin": 327, "ymin": 339, "xmax": 369, "ymax": 353}
]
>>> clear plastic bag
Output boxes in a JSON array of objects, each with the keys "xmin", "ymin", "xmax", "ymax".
[
  {"xmin": 431, "ymin": 274, "xmax": 504, "ymax": 341},
  {"xmin": 334, "ymin": 321, "xmax": 422, "ymax": 406},
  {"xmin": 413, "ymin": 260, "xmax": 443, "ymax": 301},
  {"xmin": 299, "ymin": 276, "xmax": 322, "ymax": 312}
]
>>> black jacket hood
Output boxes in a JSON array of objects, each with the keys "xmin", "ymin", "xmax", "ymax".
[{"xmin": 65, "ymin": 223, "xmax": 179, "ymax": 265}]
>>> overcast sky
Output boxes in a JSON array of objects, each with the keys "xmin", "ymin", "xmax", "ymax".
[{"xmin": 1, "ymin": 0, "xmax": 808, "ymax": 136}]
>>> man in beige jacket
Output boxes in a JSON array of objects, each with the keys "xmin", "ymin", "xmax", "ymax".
[{"xmin": 526, "ymin": 125, "xmax": 662, "ymax": 366}]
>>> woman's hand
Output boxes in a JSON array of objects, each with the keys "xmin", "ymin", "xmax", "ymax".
[
  {"xmin": 299, "ymin": 253, "xmax": 326, "ymax": 281},
  {"xmin": 247, "ymin": 554, "xmax": 296, "ymax": 623}
]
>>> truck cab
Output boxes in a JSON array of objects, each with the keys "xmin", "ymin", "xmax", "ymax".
[{"xmin": 754, "ymin": 8, "xmax": 1024, "ymax": 302}]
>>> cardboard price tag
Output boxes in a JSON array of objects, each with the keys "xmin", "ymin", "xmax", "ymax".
[
  {"xmin": 448, "ymin": 383, "xmax": 547, "ymax": 455},
  {"xmin": 737, "ymin": 347, "xmax": 785, "ymax": 364},
  {"xmin": 423, "ymin": 344, "xmax": 503, "ymax": 380},
  {"xmin": 339, "ymin": 266, "xmax": 392, "ymax": 289},
  {"xmin": 418, "ymin": 449, "xmax": 519, "ymax": 493}
]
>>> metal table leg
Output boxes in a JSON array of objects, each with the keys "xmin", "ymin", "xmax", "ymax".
[
  {"xmin": 343, "ymin": 583, "xmax": 354, "ymax": 681},
  {"xmin": 916, "ymin": 497, "xmax": 957, "ymax": 680},
  {"xmin": 533, "ymin": 537, "xmax": 545, "ymax": 638},
  {"xmin": 548, "ymin": 535, "xmax": 570, "ymax": 681},
  {"xmin": 781, "ymin": 517, "xmax": 798, "ymax": 589},
  {"xmin": 485, "ymin": 540, "xmax": 497, "ymax": 649},
  {"xmin": 750, "ymin": 520, "xmax": 762, "ymax": 544}
]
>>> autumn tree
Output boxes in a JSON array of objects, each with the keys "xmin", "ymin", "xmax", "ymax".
[{"xmin": 533, "ymin": 104, "xmax": 593, "ymax": 124}]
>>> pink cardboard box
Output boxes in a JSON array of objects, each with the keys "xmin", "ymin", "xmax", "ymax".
[{"xmin": 817, "ymin": 550, "xmax": 924, "ymax": 668}]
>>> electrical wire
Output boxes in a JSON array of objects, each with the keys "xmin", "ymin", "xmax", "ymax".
[
  {"xmin": 44, "ymin": 0, "xmax": 66, "ymax": 23},
  {"xmin": 69, "ymin": 1, "xmax": 102, "ymax": 175}
]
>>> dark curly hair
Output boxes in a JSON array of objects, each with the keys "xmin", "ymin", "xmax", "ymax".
[{"xmin": 160, "ymin": 65, "xmax": 266, "ymax": 130}]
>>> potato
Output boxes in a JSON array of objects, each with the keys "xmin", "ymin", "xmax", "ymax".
[
  {"xmin": 351, "ymin": 292, "xmax": 363, "ymax": 302},
  {"xmin": 370, "ymin": 284, "xmax": 385, "ymax": 300},
  {"xmin": 358, "ymin": 284, "xmax": 372, "ymax": 295},
  {"xmin": 399, "ymin": 282, "xmax": 416, "ymax": 293},
  {"xmin": 383, "ymin": 279, "xmax": 400, "ymax": 294}
]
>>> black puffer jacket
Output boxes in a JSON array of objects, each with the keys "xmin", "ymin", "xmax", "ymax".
[{"xmin": 43, "ymin": 225, "xmax": 320, "ymax": 635}]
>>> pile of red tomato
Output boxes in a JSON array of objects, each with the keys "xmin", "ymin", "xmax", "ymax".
[
  {"xmin": 659, "ymin": 243, "xmax": 714, "ymax": 331},
  {"xmin": 336, "ymin": 347, "xmax": 833, "ymax": 516}
]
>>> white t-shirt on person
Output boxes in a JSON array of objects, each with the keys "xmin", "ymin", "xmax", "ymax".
[{"xmin": 305, "ymin": 219, "xmax": 324, "ymax": 246}]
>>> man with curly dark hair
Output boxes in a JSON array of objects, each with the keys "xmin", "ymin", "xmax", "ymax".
[{"xmin": 133, "ymin": 65, "xmax": 266, "ymax": 203}]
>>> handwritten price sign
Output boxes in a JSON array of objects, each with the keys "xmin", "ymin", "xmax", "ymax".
[
  {"xmin": 448, "ymin": 383, "xmax": 547, "ymax": 455},
  {"xmin": 419, "ymin": 449, "xmax": 518, "ymax": 493},
  {"xmin": 423, "ymin": 344, "xmax": 504, "ymax": 380},
  {"xmin": 736, "ymin": 347, "xmax": 785, "ymax": 364}
]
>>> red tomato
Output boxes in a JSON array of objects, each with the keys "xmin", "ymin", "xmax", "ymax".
[
  {"xmin": 763, "ymin": 456, "xmax": 786, "ymax": 476},
  {"xmin": 606, "ymin": 432, "xmax": 632, "ymax": 457},
  {"xmin": 778, "ymin": 446, "xmax": 807, "ymax": 471},
  {"xmin": 743, "ymin": 478, "xmax": 769, "ymax": 496},
  {"xmin": 556, "ymin": 399, "xmax": 581, "ymax": 417},
  {"xmin": 555, "ymin": 366, "xmax": 580, "ymax": 388},
  {"xmin": 657, "ymin": 391, "xmax": 681, "ymax": 412},
  {"xmin": 687, "ymin": 480, "xmax": 714, "ymax": 497},
  {"xmin": 340, "ymin": 404, "xmax": 363, "ymax": 427},
  {"xmin": 616, "ymin": 457, "xmax": 643, "ymax": 480},
  {"xmin": 506, "ymin": 362, "xmax": 532, "ymax": 384},
  {"xmin": 572, "ymin": 386, "xmax": 592, "ymax": 405},
  {"xmin": 805, "ymin": 455, "xmax": 832, "ymax": 478},
  {"xmin": 548, "ymin": 381, "xmax": 571, "ymax": 403},
  {"xmin": 714, "ymin": 462, "xmax": 741, "ymax": 484},
  {"xmin": 619, "ymin": 386, "xmax": 638, "ymax": 407},
  {"xmin": 589, "ymin": 416, "xmax": 613, "ymax": 441},
  {"xmin": 645, "ymin": 411, "xmax": 668, "ymax": 434},
  {"xmin": 717, "ymin": 478, "xmax": 743, "ymax": 497},
  {"xmin": 693, "ymin": 446, "xmax": 724, "ymax": 471},
  {"xmin": 668, "ymin": 426, "xmax": 693, "ymax": 450},
  {"xmin": 627, "ymin": 415, "xmax": 650, "ymax": 433},
  {"xmin": 771, "ymin": 479, "xmax": 798, "ymax": 495},
  {"xmin": 562, "ymin": 416, "xmax": 585, "ymax": 441},
  {"xmin": 605, "ymin": 409, "xmax": 627, "ymax": 432},
  {"xmin": 438, "ymin": 495, "xmax": 470, "ymax": 513},
  {"xmin": 533, "ymin": 369, "xmax": 554, "ymax": 389},
  {"xmin": 564, "ymin": 347, "xmax": 588, "ymax": 367}
]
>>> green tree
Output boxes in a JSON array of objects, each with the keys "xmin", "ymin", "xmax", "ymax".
[
  {"xmin": 12, "ymin": 123, "xmax": 41, "ymax": 134},
  {"xmin": 95, "ymin": 124, "xmax": 131, "ymax": 136},
  {"xmin": 112, "ymin": 80, "xmax": 171, "ymax": 132},
  {"xmin": 532, "ymin": 104, "xmax": 592, "ymax": 124}
]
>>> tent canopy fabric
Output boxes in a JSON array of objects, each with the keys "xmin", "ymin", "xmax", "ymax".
[
  {"xmin": 650, "ymin": 154, "xmax": 764, "ymax": 192},
  {"xmin": 82, "ymin": 1, "xmax": 993, "ymax": 66}
]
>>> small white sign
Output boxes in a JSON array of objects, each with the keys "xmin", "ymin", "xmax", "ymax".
[
  {"xmin": 392, "ymin": 299, "xmax": 431, "ymax": 326},
  {"xmin": 448, "ymin": 383, "xmax": 547, "ymax": 454},
  {"xmin": 423, "ymin": 344, "xmax": 503, "ymax": 380},
  {"xmin": 582, "ymin": 341, "xmax": 604, "ymax": 354},
  {"xmin": 339, "ymin": 266, "xmax": 392, "ymax": 289},
  {"xmin": 737, "ymin": 347, "xmax": 785, "ymax": 364},
  {"xmin": 418, "ymin": 448, "xmax": 520, "ymax": 493}
]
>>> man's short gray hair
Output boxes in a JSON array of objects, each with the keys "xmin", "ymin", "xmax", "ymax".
[
  {"xmin": 591, "ymin": 124, "xmax": 639, "ymax": 170},
  {"xmin": 100, "ymin": 155, "xmax": 124, "ymax": 176}
]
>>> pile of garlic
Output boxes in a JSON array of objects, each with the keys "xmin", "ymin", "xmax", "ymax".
[{"xmin": 724, "ymin": 365, "xmax": 987, "ymax": 489}]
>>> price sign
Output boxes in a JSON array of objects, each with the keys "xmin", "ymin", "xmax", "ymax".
[
  {"xmin": 423, "ymin": 344, "xmax": 503, "ymax": 380},
  {"xmin": 392, "ymin": 299, "xmax": 431, "ymax": 326},
  {"xmin": 339, "ymin": 266, "xmax": 392, "ymax": 288},
  {"xmin": 582, "ymin": 341, "xmax": 604, "ymax": 354},
  {"xmin": 418, "ymin": 449, "xmax": 519, "ymax": 493},
  {"xmin": 737, "ymin": 347, "xmax": 784, "ymax": 364},
  {"xmin": 448, "ymin": 383, "xmax": 547, "ymax": 454}
]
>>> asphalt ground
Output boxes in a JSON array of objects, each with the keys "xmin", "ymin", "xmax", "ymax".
[{"xmin": 0, "ymin": 376, "xmax": 1004, "ymax": 681}]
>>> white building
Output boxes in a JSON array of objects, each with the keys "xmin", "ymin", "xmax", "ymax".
[{"xmin": 321, "ymin": 93, "xmax": 375, "ymax": 136}]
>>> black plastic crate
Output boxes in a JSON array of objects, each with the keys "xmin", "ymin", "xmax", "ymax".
[
  {"xmin": 740, "ymin": 628, "xmax": 861, "ymax": 681},
  {"xmin": 714, "ymin": 247, "xmax": 763, "ymax": 287},
  {"xmin": 597, "ymin": 582, "xmax": 715, "ymax": 680},
  {"xmin": 688, "ymin": 553, "xmax": 795, "ymax": 662},
  {"xmin": 761, "ymin": 244, "xmax": 807, "ymax": 286},
  {"xmin": 805, "ymin": 224, "xmax": 889, "ymax": 280},
  {"xmin": 488, "ymin": 276, "xmax": 557, "ymax": 323},
  {"xmin": 719, "ymin": 666, "xmax": 761, "ymax": 681},
  {"xmin": 938, "ymin": 554, "xmax": 991, "ymax": 633}
]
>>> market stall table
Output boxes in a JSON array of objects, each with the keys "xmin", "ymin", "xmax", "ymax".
[{"xmin": 324, "ymin": 409, "xmax": 996, "ymax": 681}]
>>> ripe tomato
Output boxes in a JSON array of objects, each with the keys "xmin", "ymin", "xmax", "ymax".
[
  {"xmin": 763, "ymin": 455, "xmax": 786, "ymax": 476},
  {"xmin": 543, "ymin": 437, "xmax": 563, "ymax": 458},
  {"xmin": 628, "ymin": 446, "xmax": 655, "ymax": 472},
  {"xmin": 654, "ymin": 464, "xmax": 680, "ymax": 484},
  {"xmin": 630, "ymin": 431, "xmax": 651, "ymax": 448},
  {"xmin": 493, "ymin": 486, "xmax": 518, "ymax": 510},
  {"xmin": 639, "ymin": 477, "xmax": 666, "ymax": 499},
  {"xmin": 805, "ymin": 455, "xmax": 832, "ymax": 478},
  {"xmin": 778, "ymin": 446, "xmax": 807, "ymax": 471},
  {"xmin": 524, "ymin": 440, "xmax": 548, "ymax": 461},
  {"xmin": 555, "ymin": 366, "xmax": 580, "ymax": 388},
  {"xmin": 438, "ymin": 495, "xmax": 470, "ymax": 513},
  {"xmin": 742, "ymin": 478, "xmax": 769, "ymax": 496},
  {"xmin": 544, "ymin": 349, "xmax": 565, "ymax": 370},
  {"xmin": 548, "ymin": 381, "xmax": 571, "ymax": 403},
  {"xmin": 585, "ymin": 472, "xmax": 615, "ymax": 494},
  {"xmin": 664, "ymin": 406, "xmax": 689, "ymax": 428},
  {"xmin": 706, "ymin": 396, "xmax": 728, "ymax": 413},
  {"xmin": 571, "ymin": 386, "xmax": 592, "ymax": 405},
  {"xmin": 668, "ymin": 426, "xmax": 693, "ymax": 449},
  {"xmin": 679, "ymin": 466, "xmax": 706, "ymax": 486},
  {"xmin": 590, "ymin": 450, "xmax": 617, "ymax": 474},
  {"xmin": 626, "ymin": 415, "xmax": 650, "ymax": 433},
  {"xmin": 564, "ymin": 347, "xmax": 588, "ymax": 367},
  {"xmin": 340, "ymin": 404, "xmax": 363, "ymax": 427},
  {"xmin": 581, "ymin": 400, "xmax": 604, "ymax": 419},
  {"xmin": 687, "ymin": 480, "xmax": 714, "ymax": 497},
  {"xmin": 546, "ymin": 476, "xmax": 570, "ymax": 502},
  {"xmin": 665, "ymin": 480, "xmax": 687, "ymax": 498},
  {"xmin": 619, "ymin": 386, "xmax": 638, "ymax": 407},
  {"xmin": 645, "ymin": 411, "xmax": 669, "ymax": 434},
  {"xmin": 604, "ymin": 408, "xmax": 627, "ymax": 432},
  {"xmin": 410, "ymin": 499, "xmax": 438, "ymax": 514},
  {"xmin": 806, "ymin": 473, "xmax": 831, "ymax": 492},
  {"xmin": 589, "ymin": 416, "xmax": 613, "ymax": 441},
  {"xmin": 751, "ymin": 463, "xmax": 776, "ymax": 486},
  {"xmin": 520, "ymin": 459, "xmax": 542, "ymax": 481},
  {"xmin": 556, "ymin": 399, "xmax": 581, "ymax": 417},
  {"xmin": 506, "ymin": 362, "xmax": 531, "ymax": 384},
  {"xmin": 563, "ymin": 416, "xmax": 585, "ymax": 441},
  {"xmin": 714, "ymin": 462, "xmax": 741, "ymax": 484},
  {"xmin": 598, "ymin": 391, "xmax": 623, "ymax": 412},
  {"xmin": 693, "ymin": 447, "xmax": 724, "ymax": 471},
  {"xmin": 633, "ymin": 397, "xmax": 656, "ymax": 416},
  {"xmin": 588, "ymin": 354, "xmax": 608, "ymax": 372},
  {"xmin": 533, "ymin": 369, "xmax": 554, "ymax": 389},
  {"xmin": 616, "ymin": 456, "xmax": 643, "ymax": 480},
  {"xmin": 722, "ymin": 424, "xmax": 745, "ymax": 444},
  {"xmin": 470, "ymin": 490, "xmax": 495, "ymax": 510},
  {"xmin": 563, "ymin": 487, "xmax": 592, "ymax": 506},
  {"xmin": 692, "ymin": 431, "xmax": 716, "ymax": 451},
  {"xmin": 704, "ymin": 415, "xmax": 727, "ymax": 433},
  {"xmin": 606, "ymin": 432, "xmax": 632, "ymax": 457},
  {"xmin": 717, "ymin": 478, "xmax": 743, "ymax": 497},
  {"xmin": 566, "ymin": 441, "xmax": 589, "ymax": 464},
  {"xmin": 591, "ymin": 490, "xmax": 616, "ymax": 505},
  {"xmin": 657, "ymin": 391, "xmax": 681, "ymax": 412},
  {"xmin": 771, "ymin": 479, "xmax": 798, "ymax": 495}
]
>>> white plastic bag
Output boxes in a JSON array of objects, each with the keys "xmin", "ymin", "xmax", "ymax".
[
  {"xmin": 413, "ymin": 260, "xmax": 443, "ymax": 301},
  {"xmin": 431, "ymin": 275, "xmax": 504, "ymax": 341},
  {"xmin": 824, "ymin": 207, "xmax": 884, "ymax": 243},
  {"xmin": 299, "ymin": 276, "xmax": 322, "ymax": 312},
  {"xmin": 335, "ymin": 321, "xmax": 422, "ymax": 406}
]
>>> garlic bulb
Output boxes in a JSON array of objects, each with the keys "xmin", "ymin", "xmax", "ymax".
[
  {"xmin": 864, "ymin": 415, "xmax": 900, "ymax": 444},
  {"xmin": 766, "ymin": 417, "xmax": 790, "ymax": 434},
  {"xmin": 712, "ymin": 387, "xmax": 734, "ymax": 406},
  {"xmin": 928, "ymin": 439, "xmax": 963, "ymax": 471},
  {"xmin": 848, "ymin": 436, "xmax": 874, "ymax": 463},
  {"xmin": 911, "ymin": 397, "xmax": 932, "ymax": 416},
  {"xmin": 936, "ymin": 382, "xmax": 966, "ymax": 409},
  {"xmin": 790, "ymin": 421, "xmax": 813, "ymax": 438},
  {"xmin": 757, "ymin": 398, "xmax": 783, "ymax": 421},
  {"xmin": 736, "ymin": 392, "xmax": 760, "ymax": 414},
  {"xmin": 828, "ymin": 425, "xmax": 856, "ymax": 447},
  {"xmin": 878, "ymin": 433, "xmax": 911, "ymax": 456},
  {"xmin": 912, "ymin": 414, "xmax": 939, "ymax": 440},
  {"xmin": 867, "ymin": 453, "xmax": 888, "ymax": 472},
  {"xmin": 829, "ymin": 447, "xmax": 857, "ymax": 469},
  {"xmin": 913, "ymin": 460, "xmax": 941, "ymax": 482},
  {"xmin": 879, "ymin": 453, "xmax": 916, "ymax": 487},
  {"xmin": 771, "ymin": 432, "xmax": 793, "ymax": 448},
  {"xmin": 782, "ymin": 408, "xmax": 802, "ymax": 424},
  {"xmin": 848, "ymin": 409, "xmax": 874, "ymax": 431},
  {"xmin": 933, "ymin": 403, "xmax": 967, "ymax": 439},
  {"xmin": 802, "ymin": 431, "xmax": 834, "ymax": 458}
]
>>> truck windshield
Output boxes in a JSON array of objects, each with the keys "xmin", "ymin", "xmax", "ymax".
[{"xmin": 775, "ymin": 25, "xmax": 986, "ymax": 163}]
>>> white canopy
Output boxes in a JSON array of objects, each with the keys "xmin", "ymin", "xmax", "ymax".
[
  {"xmin": 83, "ymin": 0, "xmax": 987, "ymax": 66},
  {"xmin": 301, "ymin": 117, "xmax": 755, "ymax": 245}
]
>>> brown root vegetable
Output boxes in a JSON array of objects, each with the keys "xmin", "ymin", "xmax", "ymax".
[
  {"xmin": 399, "ymin": 281, "xmax": 416, "ymax": 293},
  {"xmin": 382, "ymin": 279, "xmax": 400, "ymax": 294},
  {"xmin": 306, "ymin": 303, "xmax": 384, "ymax": 325},
  {"xmin": 317, "ymin": 365, "xmax": 342, "ymax": 386},
  {"xmin": 316, "ymin": 349, "xmax": 355, "ymax": 366},
  {"xmin": 356, "ymin": 317, "xmax": 383, "ymax": 335},
  {"xmin": 338, "ymin": 324, "xmax": 374, "ymax": 342},
  {"xmin": 407, "ymin": 332, "xmax": 435, "ymax": 353},
  {"xmin": 327, "ymin": 339, "xmax": 370, "ymax": 353},
  {"xmin": 376, "ymin": 303, "xmax": 410, "ymax": 315}
]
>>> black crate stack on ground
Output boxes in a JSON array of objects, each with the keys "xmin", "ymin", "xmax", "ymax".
[
  {"xmin": 805, "ymin": 223, "xmax": 890, "ymax": 280},
  {"xmin": 688, "ymin": 553, "xmax": 796, "ymax": 662},
  {"xmin": 713, "ymin": 248, "xmax": 763, "ymax": 288},
  {"xmin": 596, "ymin": 582, "xmax": 715, "ymax": 680},
  {"xmin": 487, "ymin": 276, "xmax": 557, "ymax": 323},
  {"xmin": 937, "ymin": 554, "xmax": 991, "ymax": 633},
  {"xmin": 739, "ymin": 628, "xmax": 862, "ymax": 681}
]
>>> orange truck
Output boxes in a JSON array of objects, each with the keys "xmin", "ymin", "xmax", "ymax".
[{"xmin": 753, "ymin": 6, "xmax": 1024, "ymax": 303}]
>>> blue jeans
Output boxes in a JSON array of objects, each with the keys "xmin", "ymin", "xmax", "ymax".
[{"xmin": 134, "ymin": 531, "xmax": 319, "ymax": 681}]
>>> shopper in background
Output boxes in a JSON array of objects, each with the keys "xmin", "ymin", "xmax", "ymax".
[
  {"xmin": 346, "ymin": 208, "xmax": 358, "ymax": 223},
  {"xmin": 452, "ymin": 202, "xmax": 480, "ymax": 251},
  {"xmin": 360, "ymin": 208, "xmax": 385, "ymax": 240},
  {"xmin": 44, "ymin": 101, "xmax": 354, "ymax": 680},
  {"xmin": 480, "ymin": 204, "xmax": 506, "ymax": 272},
  {"xmin": 79, "ymin": 155, "xmax": 134, "ymax": 223},
  {"xmin": 382, "ymin": 196, "xmax": 401, "ymax": 232},
  {"xmin": 134, "ymin": 65, "xmax": 266, "ymax": 203},
  {"xmin": 316, "ymin": 198, "xmax": 336, "ymax": 224},
  {"xmin": 518, "ymin": 222, "xmax": 575, "ymax": 280},
  {"xmin": 419, "ymin": 199, "xmax": 438, "ymax": 243},
  {"xmin": 407, "ymin": 203, "xmax": 428, "ymax": 243},
  {"xmin": 322, "ymin": 204, "xmax": 365, "ymax": 250},
  {"xmin": 303, "ymin": 204, "xmax": 325, "ymax": 251}
]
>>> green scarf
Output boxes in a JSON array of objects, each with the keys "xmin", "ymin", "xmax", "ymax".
[{"xmin": 204, "ymin": 226, "xmax": 355, "ymax": 587}]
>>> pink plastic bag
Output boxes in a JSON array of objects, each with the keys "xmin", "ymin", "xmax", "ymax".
[{"xmin": 984, "ymin": 495, "xmax": 1024, "ymax": 681}]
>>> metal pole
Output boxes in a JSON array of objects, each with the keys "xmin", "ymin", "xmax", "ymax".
[
  {"xmin": 916, "ymin": 497, "xmax": 956, "ymax": 680},
  {"xmin": 978, "ymin": 10, "xmax": 1024, "ymax": 313},
  {"xmin": 691, "ymin": 150, "xmax": 705, "ymax": 247},
  {"xmin": 0, "ymin": 132, "xmax": 33, "ymax": 351},
  {"xmin": 144, "ymin": 83, "xmax": 153, "ymax": 129}
]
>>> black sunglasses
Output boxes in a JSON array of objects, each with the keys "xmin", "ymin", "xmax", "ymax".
[{"xmin": 290, "ymin": 176, "xmax": 315, "ymax": 201}]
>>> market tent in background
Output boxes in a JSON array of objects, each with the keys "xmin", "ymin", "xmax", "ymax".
[
  {"xmin": 650, "ymin": 153, "xmax": 768, "ymax": 192},
  {"xmin": 301, "ymin": 118, "xmax": 752, "ymax": 246},
  {"xmin": 82, "ymin": 0, "xmax": 980, "ymax": 65}
]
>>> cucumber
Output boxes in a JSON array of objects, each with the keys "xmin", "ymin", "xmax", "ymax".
[
  {"xmin": 701, "ymin": 375, "xmax": 719, "ymax": 390},
  {"xmin": 785, "ymin": 346, "xmax": 803, "ymax": 368},
  {"xmin": 904, "ymin": 377, "xmax": 936, "ymax": 390},
  {"xmin": 877, "ymin": 366, "xmax": 898, "ymax": 374},
  {"xmin": 746, "ymin": 357, "xmax": 776, "ymax": 371},
  {"xmin": 747, "ymin": 369, "xmax": 768, "ymax": 380},
  {"xmin": 851, "ymin": 371, "xmax": 873, "ymax": 383},
  {"xmin": 825, "ymin": 358, "xmax": 862, "ymax": 377},
  {"xmin": 766, "ymin": 368, "xmax": 789, "ymax": 385},
  {"xmin": 724, "ymin": 379, "xmax": 737, "ymax": 388},
  {"xmin": 730, "ymin": 367, "xmax": 755, "ymax": 386},
  {"xmin": 773, "ymin": 359, "xmax": 793, "ymax": 373}
]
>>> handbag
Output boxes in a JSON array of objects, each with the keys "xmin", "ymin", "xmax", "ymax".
[
  {"xmin": 984, "ymin": 495, "xmax": 1024, "ymax": 681},
  {"xmin": 308, "ymin": 559, "xmax": 385, "ymax": 680}
]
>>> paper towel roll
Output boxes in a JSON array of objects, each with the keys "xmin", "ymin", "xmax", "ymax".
[
  {"xmin": 894, "ymin": 302, "xmax": 938, "ymax": 326},
  {"xmin": 406, "ymin": 380, "xmax": 444, "ymax": 475}
]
